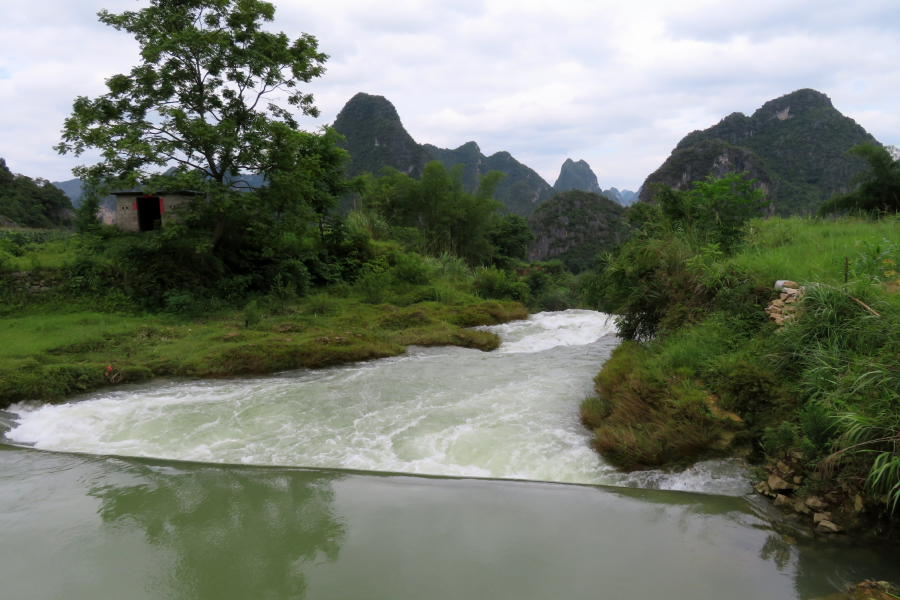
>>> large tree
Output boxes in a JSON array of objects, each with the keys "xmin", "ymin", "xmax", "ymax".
[{"xmin": 56, "ymin": 0, "xmax": 346, "ymax": 246}]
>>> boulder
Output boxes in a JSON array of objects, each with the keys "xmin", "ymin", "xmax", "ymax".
[
  {"xmin": 768, "ymin": 474, "xmax": 796, "ymax": 492},
  {"xmin": 816, "ymin": 520, "xmax": 841, "ymax": 533},
  {"xmin": 754, "ymin": 481, "xmax": 774, "ymax": 497},
  {"xmin": 774, "ymin": 494, "xmax": 791, "ymax": 507},
  {"xmin": 813, "ymin": 512, "xmax": 832, "ymax": 524},
  {"xmin": 805, "ymin": 496, "xmax": 827, "ymax": 511},
  {"xmin": 793, "ymin": 499, "xmax": 811, "ymax": 515},
  {"xmin": 775, "ymin": 280, "xmax": 798, "ymax": 291}
]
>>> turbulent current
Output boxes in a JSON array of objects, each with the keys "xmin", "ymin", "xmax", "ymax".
[
  {"xmin": 5, "ymin": 310, "xmax": 748, "ymax": 494},
  {"xmin": 6, "ymin": 310, "xmax": 900, "ymax": 600}
]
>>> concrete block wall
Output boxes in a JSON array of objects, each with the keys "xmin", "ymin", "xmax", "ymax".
[
  {"xmin": 115, "ymin": 194, "xmax": 191, "ymax": 231},
  {"xmin": 116, "ymin": 197, "xmax": 140, "ymax": 231}
]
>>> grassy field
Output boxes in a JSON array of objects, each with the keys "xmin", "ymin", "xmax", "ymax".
[
  {"xmin": 0, "ymin": 296, "xmax": 527, "ymax": 407},
  {"xmin": 735, "ymin": 216, "xmax": 900, "ymax": 286},
  {"xmin": 0, "ymin": 229, "xmax": 76, "ymax": 271}
]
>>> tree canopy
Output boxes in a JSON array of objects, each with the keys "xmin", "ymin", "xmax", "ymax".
[
  {"xmin": 55, "ymin": 0, "xmax": 353, "ymax": 246},
  {"xmin": 358, "ymin": 161, "xmax": 505, "ymax": 263}
]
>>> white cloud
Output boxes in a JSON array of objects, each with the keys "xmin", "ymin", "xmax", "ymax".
[{"xmin": 0, "ymin": 0, "xmax": 897, "ymax": 191}]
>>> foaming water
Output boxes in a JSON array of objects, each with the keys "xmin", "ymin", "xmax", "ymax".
[{"xmin": 5, "ymin": 310, "xmax": 748, "ymax": 494}]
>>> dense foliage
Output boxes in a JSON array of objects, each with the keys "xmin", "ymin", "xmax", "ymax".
[
  {"xmin": 527, "ymin": 190, "xmax": 629, "ymax": 274},
  {"xmin": 817, "ymin": 144, "xmax": 900, "ymax": 216},
  {"xmin": 0, "ymin": 159, "xmax": 73, "ymax": 229},
  {"xmin": 55, "ymin": 0, "xmax": 335, "ymax": 247},
  {"xmin": 584, "ymin": 170, "xmax": 900, "ymax": 523},
  {"xmin": 586, "ymin": 172, "xmax": 765, "ymax": 340}
]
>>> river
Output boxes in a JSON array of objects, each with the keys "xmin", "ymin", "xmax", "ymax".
[{"xmin": 2, "ymin": 310, "xmax": 898, "ymax": 599}]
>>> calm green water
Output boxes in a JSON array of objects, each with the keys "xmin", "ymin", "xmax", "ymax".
[
  {"xmin": 2, "ymin": 446, "xmax": 899, "ymax": 600},
  {"xmin": 2, "ymin": 311, "xmax": 899, "ymax": 598}
]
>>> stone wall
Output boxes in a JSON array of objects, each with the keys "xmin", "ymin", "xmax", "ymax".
[{"xmin": 7, "ymin": 271, "xmax": 61, "ymax": 295}]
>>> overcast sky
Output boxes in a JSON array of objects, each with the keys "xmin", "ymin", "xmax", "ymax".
[{"xmin": 1, "ymin": 0, "xmax": 898, "ymax": 191}]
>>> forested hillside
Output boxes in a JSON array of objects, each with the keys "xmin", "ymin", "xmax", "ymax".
[
  {"xmin": 640, "ymin": 89, "xmax": 880, "ymax": 215},
  {"xmin": 527, "ymin": 190, "xmax": 629, "ymax": 272},
  {"xmin": 0, "ymin": 159, "xmax": 73, "ymax": 228}
]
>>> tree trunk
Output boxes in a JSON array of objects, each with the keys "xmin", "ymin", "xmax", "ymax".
[{"xmin": 210, "ymin": 211, "xmax": 227, "ymax": 247}]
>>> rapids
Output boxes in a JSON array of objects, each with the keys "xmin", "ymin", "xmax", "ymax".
[
  {"xmin": 5, "ymin": 310, "xmax": 748, "ymax": 494},
  {"xmin": 4, "ymin": 310, "xmax": 900, "ymax": 599}
]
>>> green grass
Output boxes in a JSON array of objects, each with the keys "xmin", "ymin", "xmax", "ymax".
[
  {"xmin": 0, "ymin": 296, "xmax": 527, "ymax": 407},
  {"xmin": 4, "ymin": 239, "xmax": 76, "ymax": 271},
  {"xmin": 0, "ymin": 312, "xmax": 147, "ymax": 369},
  {"xmin": 733, "ymin": 216, "xmax": 900, "ymax": 287},
  {"xmin": 0, "ymin": 228, "xmax": 76, "ymax": 272}
]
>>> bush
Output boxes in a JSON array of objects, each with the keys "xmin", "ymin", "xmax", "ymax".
[
  {"xmin": 533, "ymin": 288, "xmax": 571, "ymax": 312},
  {"xmin": 762, "ymin": 422, "xmax": 798, "ymax": 457},
  {"xmin": 243, "ymin": 300, "xmax": 262, "ymax": 327},
  {"xmin": 800, "ymin": 403, "xmax": 837, "ymax": 449},
  {"xmin": 580, "ymin": 396, "xmax": 610, "ymax": 430},
  {"xmin": 355, "ymin": 268, "xmax": 392, "ymax": 304},
  {"xmin": 473, "ymin": 266, "xmax": 530, "ymax": 303},
  {"xmin": 713, "ymin": 360, "xmax": 784, "ymax": 425},
  {"xmin": 391, "ymin": 252, "xmax": 432, "ymax": 285}
]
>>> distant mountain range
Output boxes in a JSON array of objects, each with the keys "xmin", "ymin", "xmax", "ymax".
[
  {"xmin": 46, "ymin": 88, "xmax": 877, "ymax": 227},
  {"xmin": 639, "ymin": 89, "xmax": 880, "ymax": 215},
  {"xmin": 332, "ymin": 93, "xmax": 634, "ymax": 215}
]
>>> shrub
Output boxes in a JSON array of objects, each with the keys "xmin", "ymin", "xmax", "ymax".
[
  {"xmin": 580, "ymin": 396, "xmax": 610, "ymax": 430},
  {"xmin": 391, "ymin": 252, "xmax": 432, "ymax": 285},
  {"xmin": 713, "ymin": 360, "xmax": 783, "ymax": 425},
  {"xmin": 473, "ymin": 266, "xmax": 530, "ymax": 303},
  {"xmin": 762, "ymin": 422, "xmax": 798, "ymax": 457},
  {"xmin": 800, "ymin": 402, "xmax": 837, "ymax": 449},
  {"xmin": 533, "ymin": 288, "xmax": 571, "ymax": 312},
  {"xmin": 355, "ymin": 268, "xmax": 392, "ymax": 304},
  {"xmin": 243, "ymin": 300, "xmax": 262, "ymax": 327}
]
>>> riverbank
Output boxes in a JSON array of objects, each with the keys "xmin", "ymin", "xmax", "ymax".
[
  {"xmin": 0, "ymin": 297, "xmax": 527, "ymax": 408},
  {"xmin": 582, "ymin": 215, "xmax": 900, "ymax": 541}
]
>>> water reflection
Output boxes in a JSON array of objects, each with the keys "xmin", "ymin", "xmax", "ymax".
[
  {"xmin": 760, "ymin": 534, "xmax": 795, "ymax": 571},
  {"xmin": 91, "ymin": 462, "xmax": 346, "ymax": 599},
  {"xmin": 3, "ymin": 446, "xmax": 900, "ymax": 600}
]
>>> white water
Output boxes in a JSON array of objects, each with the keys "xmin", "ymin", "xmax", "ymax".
[{"xmin": 5, "ymin": 310, "xmax": 750, "ymax": 495}]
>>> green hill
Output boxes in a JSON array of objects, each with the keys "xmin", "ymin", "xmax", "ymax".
[
  {"xmin": 332, "ymin": 93, "xmax": 433, "ymax": 180},
  {"xmin": 640, "ymin": 89, "xmax": 880, "ymax": 215},
  {"xmin": 0, "ymin": 159, "xmax": 74, "ymax": 229},
  {"xmin": 527, "ymin": 190, "xmax": 629, "ymax": 273}
]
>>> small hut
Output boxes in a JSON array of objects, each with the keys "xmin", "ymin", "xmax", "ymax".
[{"xmin": 112, "ymin": 191, "xmax": 193, "ymax": 232}]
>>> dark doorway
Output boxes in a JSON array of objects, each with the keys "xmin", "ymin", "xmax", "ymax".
[{"xmin": 137, "ymin": 197, "xmax": 162, "ymax": 232}]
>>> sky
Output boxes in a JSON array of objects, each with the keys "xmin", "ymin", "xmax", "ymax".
[{"xmin": 1, "ymin": 0, "xmax": 898, "ymax": 192}]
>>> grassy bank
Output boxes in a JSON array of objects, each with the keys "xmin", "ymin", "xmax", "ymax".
[
  {"xmin": 0, "ymin": 295, "xmax": 526, "ymax": 408},
  {"xmin": 584, "ymin": 209, "xmax": 900, "ymax": 538}
]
